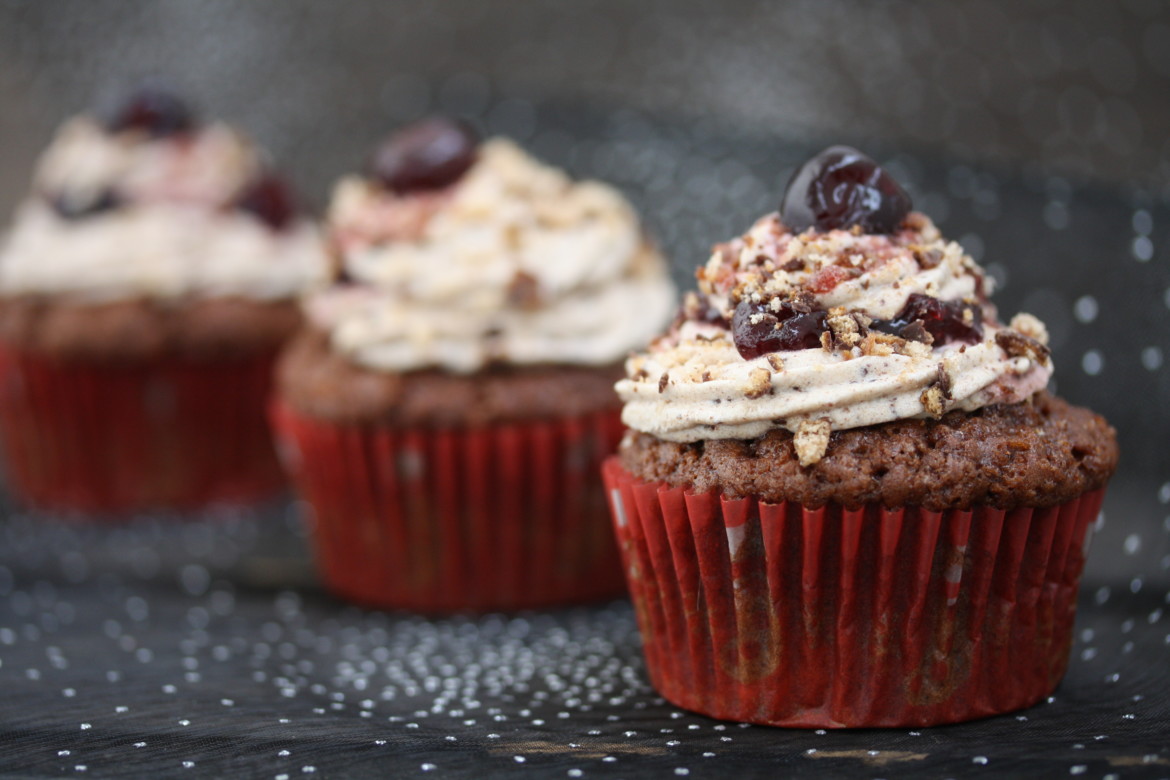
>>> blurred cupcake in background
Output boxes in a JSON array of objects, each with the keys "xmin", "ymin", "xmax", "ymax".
[
  {"xmin": 272, "ymin": 117, "xmax": 675, "ymax": 612},
  {"xmin": 0, "ymin": 86, "xmax": 329, "ymax": 512}
]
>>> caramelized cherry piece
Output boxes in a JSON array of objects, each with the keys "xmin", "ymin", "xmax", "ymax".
[
  {"xmin": 50, "ymin": 189, "xmax": 121, "ymax": 220},
  {"xmin": 107, "ymin": 86, "xmax": 194, "ymax": 137},
  {"xmin": 236, "ymin": 174, "xmax": 298, "ymax": 230},
  {"xmin": 780, "ymin": 146, "xmax": 911, "ymax": 234},
  {"xmin": 370, "ymin": 118, "xmax": 479, "ymax": 194},
  {"xmin": 732, "ymin": 299, "xmax": 827, "ymax": 359},
  {"xmin": 871, "ymin": 293, "xmax": 982, "ymax": 345}
]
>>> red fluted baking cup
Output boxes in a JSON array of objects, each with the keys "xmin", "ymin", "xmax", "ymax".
[
  {"xmin": 603, "ymin": 457, "xmax": 1105, "ymax": 728},
  {"xmin": 271, "ymin": 400, "xmax": 627, "ymax": 612},
  {"xmin": 0, "ymin": 343, "xmax": 285, "ymax": 513}
]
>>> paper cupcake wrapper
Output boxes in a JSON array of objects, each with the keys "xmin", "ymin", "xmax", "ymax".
[
  {"xmin": 0, "ymin": 344, "xmax": 285, "ymax": 513},
  {"xmin": 271, "ymin": 401, "xmax": 627, "ymax": 613},
  {"xmin": 603, "ymin": 457, "xmax": 1106, "ymax": 728}
]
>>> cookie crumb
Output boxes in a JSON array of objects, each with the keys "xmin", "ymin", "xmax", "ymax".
[
  {"xmin": 920, "ymin": 384, "xmax": 946, "ymax": 418},
  {"xmin": 743, "ymin": 367, "xmax": 773, "ymax": 399},
  {"xmin": 766, "ymin": 354, "xmax": 785, "ymax": 372},
  {"xmin": 793, "ymin": 418, "xmax": 831, "ymax": 466},
  {"xmin": 1009, "ymin": 313, "xmax": 1049, "ymax": 346},
  {"xmin": 658, "ymin": 372, "xmax": 670, "ymax": 393},
  {"xmin": 996, "ymin": 329, "xmax": 1051, "ymax": 363},
  {"xmin": 827, "ymin": 310, "xmax": 863, "ymax": 348}
]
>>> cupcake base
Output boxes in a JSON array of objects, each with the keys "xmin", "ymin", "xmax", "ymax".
[
  {"xmin": 271, "ymin": 401, "xmax": 627, "ymax": 613},
  {"xmin": 0, "ymin": 344, "xmax": 285, "ymax": 513},
  {"xmin": 603, "ymin": 457, "xmax": 1105, "ymax": 728}
]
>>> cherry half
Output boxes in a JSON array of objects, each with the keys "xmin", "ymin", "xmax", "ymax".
[
  {"xmin": 369, "ymin": 117, "xmax": 479, "ymax": 194},
  {"xmin": 780, "ymin": 146, "xmax": 911, "ymax": 234},
  {"xmin": 732, "ymin": 299, "xmax": 827, "ymax": 359},
  {"xmin": 107, "ymin": 86, "xmax": 194, "ymax": 137},
  {"xmin": 236, "ymin": 174, "xmax": 298, "ymax": 231},
  {"xmin": 870, "ymin": 293, "xmax": 983, "ymax": 345}
]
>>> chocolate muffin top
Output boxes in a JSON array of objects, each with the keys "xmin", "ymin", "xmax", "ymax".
[{"xmin": 620, "ymin": 392, "xmax": 1117, "ymax": 510}]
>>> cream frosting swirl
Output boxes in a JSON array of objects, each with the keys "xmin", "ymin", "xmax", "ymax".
[
  {"xmin": 0, "ymin": 116, "xmax": 328, "ymax": 301},
  {"xmin": 616, "ymin": 212, "xmax": 1053, "ymax": 447},
  {"xmin": 309, "ymin": 138, "xmax": 676, "ymax": 374}
]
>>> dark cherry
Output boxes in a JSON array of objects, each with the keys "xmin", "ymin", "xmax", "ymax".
[
  {"xmin": 49, "ymin": 189, "xmax": 121, "ymax": 220},
  {"xmin": 236, "ymin": 174, "xmax": 298, "ymax": 231},
  {"xmin": 780, "ymin": 145, "xmax": 912, "ymax": 234},
  {"xmin": 871, "ymin": 293, "xmax": 983, "ymax": 345},
  {"xmin": 107, "ymin": 86, "xmax": 194, "ymax": 137},
  {"xmin": 732, "ymin": 299, "xmax": 827, "ymax": 359},
  {"xmin": 369, "ymin": 117, "xmax": 479, "ymax": 194}
]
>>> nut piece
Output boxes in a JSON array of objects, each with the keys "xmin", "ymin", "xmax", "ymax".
[
  {"xmin": 1009, "ymin": 313, "xmax": 1049, "ymax": 346},
  {"xmin": 793, "ymin": 418, "xmax": 831, "ymax": 467},
  {"xmin": 827, "ymin": 309, "xmax": 866, "ymax": 348},
  {"xmin": 995, "ymin": 329, "xmax": 1051, "ymax": 364},
  {"xmin": 743, "ymin": 367, "xmax": 773, "ymax": 399},
  {"xmin": 919, "ymin": 385, "xmax": 947, "ymax": 418}
]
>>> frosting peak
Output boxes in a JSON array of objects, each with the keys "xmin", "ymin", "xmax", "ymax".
[
  {"xmin": 312, "ymin": 137, "xmax": 676, "ymax": 374},
  {"xmin": 0, "ymin": 113, "xmax": 328, "ymax": 302},
  {"xmin": 617, "ymin": 209, "xmax": 1052, "ymax": 459}
]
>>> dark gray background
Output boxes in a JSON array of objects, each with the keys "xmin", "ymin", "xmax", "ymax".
[{"xmin": 0, "ymin": 2, "xmax": 1168, "ymax": 777}]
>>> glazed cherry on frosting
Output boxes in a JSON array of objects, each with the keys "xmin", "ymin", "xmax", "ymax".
[
  {"xmin": 780, "ymin": 145, "xmax": 912, "ymax": 234},
  {"xmin": 871, "ymin": 293, "xmax": 983, "ymax": 345},
  {"xmin": 369, "ymin": 117, "xmax": 479, "ymax": 194},
  {"xmin": 107, "ymin": 86, "xmax": 194, "ymax": 137},
  {"xmin": 236, "ymin": 174, "xmax": 298, "ymax": 231},
  {"xmin": 732, "ymin": 299, "xmax": 827, "ymax": 359}
]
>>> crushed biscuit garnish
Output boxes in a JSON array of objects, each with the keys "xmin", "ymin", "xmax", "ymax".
[
  {"xmin": 919, "ymin": 384, "xmax": 947, "ymax": 418},
  {"xmin": 743, "ymin": 367, "xmax": 773, "ymax": 399},
  {"xmin": 793, "ymin": 418, "xmax": 831, "ymax": 466},
  {"xmin": 1009, "ymin": 313, "xmax": 1049, "ymax": 346},
  {"xmin": 995, "ymin": 329, "xmax": 1051, "ymax": 363}
]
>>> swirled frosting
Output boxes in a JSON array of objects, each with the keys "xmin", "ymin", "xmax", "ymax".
[
  {"xmin": 308, "ymin": 138, "xmax": 676, "ymax": 374},
  {"xmin": 616, "ymin": 211, "xmax": 1053, "ymax": 457},
  {"xmin": 0, "ymin": 116, "xmax": 328, "ymax": 301}
]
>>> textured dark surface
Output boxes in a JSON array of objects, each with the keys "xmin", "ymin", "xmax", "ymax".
[
  {"xmin": 277, "ymin": 330, "xmax": 623, "ymax": 425},
  {"xmin": 0, "ymin": 2, "xmax": 1168, "ymax": 776},
  {"xmin": 620, "ymin": 393, "xmax": 1119, "ymax": 511}
]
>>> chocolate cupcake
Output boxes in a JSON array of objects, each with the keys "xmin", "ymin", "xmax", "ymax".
[
  {"xmin": 0, "ymin": 87, "xmax": 328, "ymax": 512},
  {"xmin": 272, "ymin": 118, "xmax": 676, "ymax": 612},
  {"xmin": 605, "ymin": 146, "xmax": 1118, "ymax": 727}
]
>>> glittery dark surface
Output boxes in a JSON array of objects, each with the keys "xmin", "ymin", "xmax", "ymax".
[{"xmin": 0, "ymin": 2, "xmax": 1168, "ymax": 776}]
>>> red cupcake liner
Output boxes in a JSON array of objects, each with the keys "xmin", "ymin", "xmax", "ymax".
[
  {"xmin": 0, "ymin": 344, "xmax": 286, "ymax": 513},
  {"xmin": 271, "ymin": 401, "xmax": 628, "ymax": 613},
  {"xmin": 603, "ymin": 457, "xmax": 1106, "ymax": 728}
]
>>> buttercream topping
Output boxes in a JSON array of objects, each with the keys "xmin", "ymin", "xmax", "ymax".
[
  {"xmin": 0, "ymin": 116, "xmax": 328, "ymax": 301},
  {"xmin": 310, "ymin": 138, "xmax": 676, "ymax": 373},
  {"xmin": 617, "ymin": 211, "xmax": 1052, "ymax": 443}
]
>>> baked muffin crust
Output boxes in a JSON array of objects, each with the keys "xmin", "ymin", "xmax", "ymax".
[{"xmin": 619, "ymin": 391, "xmax": 1117, "ymax": 510}]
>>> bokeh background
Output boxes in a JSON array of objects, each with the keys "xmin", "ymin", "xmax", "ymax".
[
  {"xmin": 0, "ymin": 3, "xmax": 1168, "ymax": 776},
  {"xmin": 2, "ymin": 0, "xmax": 1166, "ymax": 481}
]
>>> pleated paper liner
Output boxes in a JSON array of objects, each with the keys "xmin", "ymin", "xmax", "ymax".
[
  {"xmin": 271, "ymin": 401, "xmax": 628, "ymax": 613},
  {"xmin": 0, "ymin": 344, "xmax": 286, "ymax": 513},
  {"xmin": 603, "ymin": 457, "xmax": 1106, "ymax": 728}
]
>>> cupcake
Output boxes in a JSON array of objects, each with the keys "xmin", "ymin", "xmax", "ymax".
[
  {"xmin": 0, "ymin": 87, "xmax": 328, "ymax": 512},
  {"xmin": 605, "ymin": 147, "xmax": 1118, "ymax": 727},
  {"xmin": 272, "ymin": 118, "xmax": 676, "ymax": 612}
]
